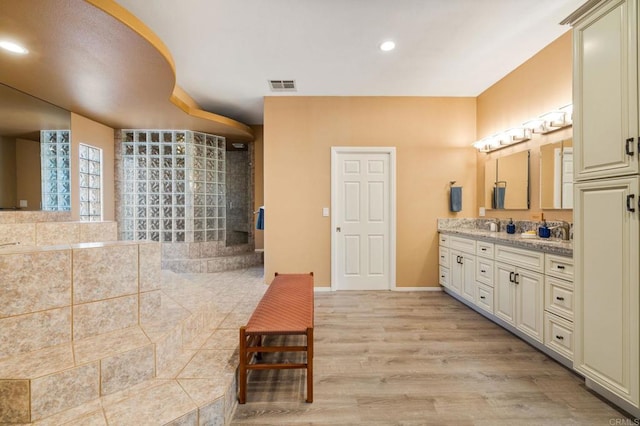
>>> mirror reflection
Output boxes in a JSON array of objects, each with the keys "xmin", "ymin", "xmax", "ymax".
[
  {"xmin": 0, "ymin": 83, "xmax": 71, "ymax": 210},
  {"xmin": 540, "ymin": 139, "xmax": 573, "ymax": 209},
  {"xmin": 485, "ymin": 150, "xmax": 530, "ymax": 210}
]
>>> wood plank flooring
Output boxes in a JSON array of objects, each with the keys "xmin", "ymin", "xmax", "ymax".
[{"xmin": 232, "ymin": 291, "xmax": 631, "ymax": 425}]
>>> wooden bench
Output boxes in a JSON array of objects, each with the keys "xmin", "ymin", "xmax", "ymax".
[{"xmin": 238, "ymin": 272, "xmax": 314, "ymax": 404}]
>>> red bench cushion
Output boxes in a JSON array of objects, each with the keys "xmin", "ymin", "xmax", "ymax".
[{"xmin": 245, "ymin": 273, "xmax": 314, "ymax": 335}]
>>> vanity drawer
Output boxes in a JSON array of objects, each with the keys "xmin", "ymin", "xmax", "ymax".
[
  {"xmin": 545, "ymin": 276, "xmax": 574, "ymax": 321},
  {"xmin": 475, "ymin": 282, "xmax": 494, "ymax": 314},
  {"xmin": 439, "ymin": 247, "xmax": 450, "ymax": 267},
  {"xmin": 545, "ymin": 254, "xmax": 574, "ymax": 281},
  {"xmin": 439, "ymin": 266, "xmax": 450, "ymax": 288},
  {"xmin": 476, "ymin": 241, "xmax": 494, "ymax": 259},
  {"xmin": 494, "ymin": 244, "xmax": 544, "ymax": 273},
  {"xmin": 439, "ymin": 233, "xmax": 449, "ymax": 247},
  {"xmin": 449, "ymin": 236, "xmax": 476, "ymax": 255},
  {"xmin": 544, "ymin": 312, "xmax": 574, "ymax": 360},
  {"xmin": 475, "ymin": 257, "xmax": 494, "ymax": 286}
]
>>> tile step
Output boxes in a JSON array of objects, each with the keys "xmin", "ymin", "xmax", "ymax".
[
  {"xmin": 162, "ymin": 251, "xmax": 264, "ymax": 274},
  {"xmin": 0, "ymin": 326, "xmax": 155, "ymax": 423}
]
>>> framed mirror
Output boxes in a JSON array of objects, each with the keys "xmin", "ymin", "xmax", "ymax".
[
  {"xmin": 0, "ymin": 83, "xmax": 71, "ymax": 210},
  {"xmin": 540, "ymin": 139, "xmax": 573, "ymax": 209},
  {"xmin": 485, "ymin": 150, "xmax": 530, "ymax": 210}
]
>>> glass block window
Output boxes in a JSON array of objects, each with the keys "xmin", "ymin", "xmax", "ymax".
[
  {"xmin": 41, "ymin": 130, "xmax": 71, "ymax": 211},
  {"xmin": 79, "ymin": 144, "xmax": 102, "ymax": 221},
  {"xmin": 120, "ymin": 130, "xmax": 225, "ymax": 242}
]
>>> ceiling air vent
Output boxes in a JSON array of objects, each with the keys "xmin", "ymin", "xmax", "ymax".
[{"xmin": 268, "ymin": 79, "xmax": 296, "ymax": 91}]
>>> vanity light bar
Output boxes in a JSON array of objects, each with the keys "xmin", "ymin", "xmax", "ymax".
[{"xmin": 473, "ymin": 103, "xmax": 572, "ymax": 152}]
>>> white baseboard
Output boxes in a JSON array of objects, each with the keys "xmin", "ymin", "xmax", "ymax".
[
  {"xmin": 393, "ymin": 286, "xmax": 442, "ymax": 292},
  {"xmin": 313, "ymin": 287, "xmax": 332, "ymax": 292}
]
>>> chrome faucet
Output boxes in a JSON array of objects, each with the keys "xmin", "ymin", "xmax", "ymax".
[
  {"xmin": 549, "ymin": 220, "xmax": 571, "ymax": 241},
  {"xmin": 487, "ymin": 218, "xmax": 500, "ymax": 232}
]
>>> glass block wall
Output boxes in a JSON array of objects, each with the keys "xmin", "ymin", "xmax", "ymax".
[
  {"xmin": 119, "ymin": 130, "xmax": 225, "ymax": 242},
  {"xmin": 41, "ymin": 130, "xmax": 71, "ymax": 211},
  {"xmin": 79, "ymin": 144, "xmax": 102, "ymax": 221}
]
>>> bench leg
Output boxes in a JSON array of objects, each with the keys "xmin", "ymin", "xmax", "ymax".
[
  {"xmin": 306, "ymin": 327, "xmax": 314, "ymax": 403},
  {"xmin": 238, "ymin": 327, "xmax": 247, "ymax": 404}
]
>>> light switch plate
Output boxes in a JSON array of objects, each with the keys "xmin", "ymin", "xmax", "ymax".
[
  {"xmin": 478, "ymin": 207, "xmax": 485, "ymax": 217},
  {"xmin": 322, "ymin": 207, "xmax": 329, "ymax": 217},
  {"xmin": 19, "ymin": 200, "xmax": 27, "ymax": 208}
]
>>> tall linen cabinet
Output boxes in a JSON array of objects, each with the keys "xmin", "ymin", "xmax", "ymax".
[{"xmin": 566, "ymin": 0, "xmax": 640, "ymax": 415}]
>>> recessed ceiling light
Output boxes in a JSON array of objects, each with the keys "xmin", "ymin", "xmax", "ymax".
[
  {"xmin": 379, "ymin": 41, "xmax": 396, "ymax": 52},
  {"xmin": 0, "ymin": 40, "xmax": 29, "ymax": 55}
]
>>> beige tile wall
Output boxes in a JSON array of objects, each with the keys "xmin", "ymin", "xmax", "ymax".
[{"xmin": 0, "ymin": 240, "xmax": 160, "ymax": 357}]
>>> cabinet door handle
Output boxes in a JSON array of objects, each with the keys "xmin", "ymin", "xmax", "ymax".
[
  {"xmin": 555, "ymin": 335, "xmax": 564, "ymax": 341},
  {"xmin": 627, "ymin": 194, "xmax": 636, "ymax": 212},
  {"xmin": 514, "ymin": 273, "xmax": 520, "ymax": 284},
  {"xmin": 556, "ymin": 296, "xmax": 565, "ymax": 301},
  {"xmin": 480, "ymin": 295, "xmax": 486, "ymax": 299},
  {"xmin": 481, "ymin": 269, "xmax": 486, "ymax": 273},
  {"xmin": 626, "ymin": 137, "xmax": 636, "ymax": 156},
  {"xmin": 441, "ymin": 275, "xmax": 445, "ymax": 279},
  {"xmin": 509, "ymin": 271, "xmax": 515, "ymax": 283},
  {"xmin": 556, "ymin": 265, "xmax": 565, "ymax": 270},
  {"xmin": 481, "ymin": 248, "xmax": 487, "ymax": 251}
]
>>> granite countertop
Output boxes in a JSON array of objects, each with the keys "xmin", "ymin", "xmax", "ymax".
[{"xmin": 439, "ymin": 228, "xmax": 573, "ymax": 257}]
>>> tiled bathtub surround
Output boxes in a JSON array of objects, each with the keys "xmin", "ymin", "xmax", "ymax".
[
  {"xmin": 0, "ymin": 267, "xmax": 267, "ymax": 424},
  {"xmin": 0, "ymin": 241, "xmax": 159, "ymax": 358},
  {"xmin": 0, "ymin": 211, "xmax": 72, "ymax": 224},
  {"xmin": 0, "ymin": 220, "xmax": 117, "ymax": 247}
]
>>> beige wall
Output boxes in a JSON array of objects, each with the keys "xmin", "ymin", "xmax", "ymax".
[
  {"xmin": 252, "ymin": 125, "xmax": 264, "ymax": 250},
  {"xmin": 16, "ymin": 138, "xmax": 41, "ymax": 210},
  {"xmin": 70, "ymin": 113, "xmax": 115, "ymax": 221},
  {"xmin": 476, "ymin": 30, "xmax": 573, "ymax": 222},
  {"xmin": 0, "ymin": 137, "xmax": 17, "ymax": 208},
  {"xmin": 264, "ymin": 97, "xmax": 477, "ymax": 288}
]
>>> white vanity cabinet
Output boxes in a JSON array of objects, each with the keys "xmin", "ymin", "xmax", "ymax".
[
  {"xmin": 475, "ymin": 241, "xmax": 495, "ymax": 314},
  {"xmin": 438, "ymin": 231, "xmax": 573, "ymax": 368},
  {"xmin": 572, "ymin": 0, "xmax": 638, "ymax": 181},
  {"xmin": 544, "ymin": 254, "xmax": 575, "ymax": 361},
  {"xmin": 565, "ymin": 0, "xmax": 640, "ymax": 414},
  {"xmin": 448, "ymin": 236, "xmax": 476, "ymax": 301},
  {"xmin": 494, "ymin": 263, "xmax": 544, "ymax": 343}
]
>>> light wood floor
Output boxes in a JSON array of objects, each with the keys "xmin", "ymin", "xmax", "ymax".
[{"xmin": 232, "ymin": 291, "xmax": 630, "ymax": 425}]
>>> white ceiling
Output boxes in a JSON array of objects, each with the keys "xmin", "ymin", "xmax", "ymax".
[{"xmin": 115, "ymin": 0, "xmax": 585, "ymax": 125}]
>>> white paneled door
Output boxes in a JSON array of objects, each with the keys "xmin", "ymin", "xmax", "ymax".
[{"xmin": 331, "ymin": 147, "xmax": 395, "ymax": 290}]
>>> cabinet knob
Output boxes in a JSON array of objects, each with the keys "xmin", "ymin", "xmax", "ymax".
[
  {"xmin": 481, "ymin": 248, "xmax": 487, "ymax": 251},
  {"xmin": 481, "ymin": 269, "xmax": 486, "ymax": 273},
  {"xmin": 480, "ymin": 295, "xmax": 486, "ymax": 299},
  {"xmin": 555, "ymin": 335, "xmax": 564, "ymax": 341},
  {"xmin": 556, "ymin": 296, "xmax": 565, "ymax": 301},
  {"xmin": 556, "ymin": 265, "xmax": 565, "ymax": 270}
]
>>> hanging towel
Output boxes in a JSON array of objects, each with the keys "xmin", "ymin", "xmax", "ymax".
[
  {"xmin": 494, "ymin": 182, "xmax": 506, "ymax": 209},
  {"xmin": 256, "ymin": 206, "xmax": 265, "ymax": 230},
  {"xmin": 450, "ymin": 186, "xmax": 462, "ymax": 212}
]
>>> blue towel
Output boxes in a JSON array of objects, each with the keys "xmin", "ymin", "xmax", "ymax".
[
  {"xmin": 256, "ymin": 206, "xmax": 265, "ymax": 230},
  {"xmin": 494, "ymin": 187, "xmax": 506, "ymax": 209},
  {"xmin": 450, "ymin": 187, "xmax": 462, "ymax": 212}
]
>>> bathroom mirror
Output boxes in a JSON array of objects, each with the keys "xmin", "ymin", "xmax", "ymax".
[
  {"xmin": 540, "ymin": 138, "xmax": 573, "ymax": 209},
  {"xmin": 0, "ymin": 83, "xmax": 71, "ymax": 210},
  {"xmin": 484, "ymin": 150, "xmax": 530, "ymax": 210}
]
